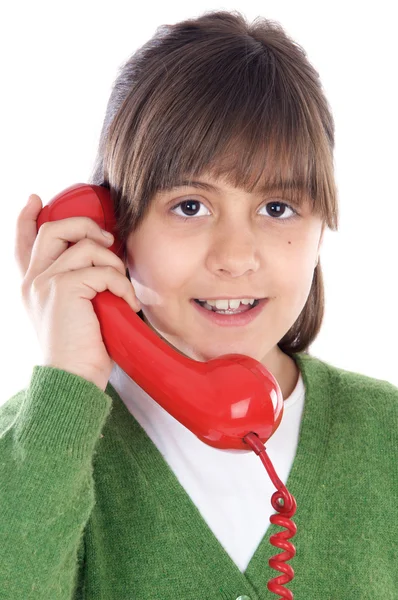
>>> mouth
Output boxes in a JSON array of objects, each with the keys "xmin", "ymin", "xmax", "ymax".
[
  {"xmin": 191, "ymin": 297, "xmax": 269, "ymax": 327},
  {"xmin": 193, "ymin": 298, "xmax": 261, "ymax": 313}
]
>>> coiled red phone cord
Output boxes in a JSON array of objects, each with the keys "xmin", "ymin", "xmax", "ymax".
[{"xmin": 243, "ymin": 432, "xmax": 297, "ymax": 600}]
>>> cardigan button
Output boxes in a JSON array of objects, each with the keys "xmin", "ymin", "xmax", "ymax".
[{"xmin": 236, "ymin": 596, "xmax": 251, "ymax": 600}]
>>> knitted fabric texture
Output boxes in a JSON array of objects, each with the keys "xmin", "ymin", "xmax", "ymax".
[{"xmin": 0, "ymin": 352, "xmax": 397, "ymax": 599}]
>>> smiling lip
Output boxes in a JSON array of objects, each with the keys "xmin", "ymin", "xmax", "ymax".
[
  {"xmin": 191, "ymin": 298, "xmax": 269, "ymax": 327},
  {"xmin": 195, "ymin": 296, "xmax": 262, "ymax": 301}
]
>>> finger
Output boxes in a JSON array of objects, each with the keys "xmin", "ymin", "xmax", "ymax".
[
  {"xmin": 58, "ymin": 266, "xmax": 141, "ymax": 312},
  {"xmin": 44, "ymin": 237, "xmax": 126, "ymax": 278},
  {"xmin": 26, "ymin": 216, "xmax": 115, "ymax": 282},
  {"xmin": 14, "ymin": 194, "xmax": 43, "ymax": 279}
]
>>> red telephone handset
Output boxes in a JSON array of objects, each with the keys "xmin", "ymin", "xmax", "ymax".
[
  {"xmin": 37, "ymin": 183, "xmax": 283, "ymax": 450},
  {"xmin": 37, "ymin": 183, "xmax": 298, "ymax": 596}
]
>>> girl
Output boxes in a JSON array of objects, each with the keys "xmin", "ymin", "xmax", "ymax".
[{"xmin": 2, "ymin": 10, "xmax": 397, "ymax": 599}]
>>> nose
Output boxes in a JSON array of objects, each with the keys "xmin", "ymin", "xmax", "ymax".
[{"xmin": 206, "ymin": 223, "xmax": 260, "ymax": 278}]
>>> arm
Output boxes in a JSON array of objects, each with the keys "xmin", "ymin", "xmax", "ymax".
[{"xmin": 0, "ymin": 365, "xmax": 112, "ymax": 599}]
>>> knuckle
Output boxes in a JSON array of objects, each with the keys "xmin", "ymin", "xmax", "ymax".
[
  {"xmin": 72, "ymin": 216, "xmax": 94, "ymax": 228},
  {"xmin": 78, "ymin": 237, "xmax": 96, "ymax": 249},
  {"xmin": 37, "ymin": 221, "xmax": 50, "ymax": 235},
  {"xmin": 30, "ymin": 273, "xmax": 45, "ymax": 297},
  {"xmin": 52, "ymin": 271, "xmax": 68, "ymax": 287},
  {"xmin": 104, "ymin": 264, "xmax": 116, "ymax": 275},
  {"xmin": 113, "ymin": 256, "xmax": 125, "ymax": 272},
  {"xmin": 83, "ymin": 216, "xmax": 102, "ymax": 232},
  {"xmin": 48, "ymin": 273, "xmax": 68, "ymax": 297}
]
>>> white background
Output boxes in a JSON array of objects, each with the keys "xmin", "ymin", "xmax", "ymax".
[{"xmin": 1, "ymin": 1, "xmax": 397, "ymax": 403}]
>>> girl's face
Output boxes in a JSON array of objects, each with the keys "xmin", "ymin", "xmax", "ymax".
[{"xmin": 124, "ymin": 173, "xmax": 324, "ymax": 366}]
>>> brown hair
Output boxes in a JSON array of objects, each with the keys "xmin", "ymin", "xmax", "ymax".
[{"xmin": 89, "ymin": 9, "xmax": 339, "ymax": 357}]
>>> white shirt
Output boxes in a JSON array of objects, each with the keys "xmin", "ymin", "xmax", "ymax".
[{"xmin": 109, "ymin": 362, "xmax": 305, "ymax": 572}]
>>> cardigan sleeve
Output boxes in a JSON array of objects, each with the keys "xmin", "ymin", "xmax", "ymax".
[{"xmin": 0, "ymin": 365, "xmax": 113, "ymax": 599}]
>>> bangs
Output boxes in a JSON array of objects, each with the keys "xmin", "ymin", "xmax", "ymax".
[{"xmin": 104, "ymin": 23, "xmax": 337, "ymax": 240}]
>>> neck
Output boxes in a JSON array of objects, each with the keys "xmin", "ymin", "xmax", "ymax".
[{"xmin": 262, "ymin": 347, "xmax": 299, "ymax": 400}]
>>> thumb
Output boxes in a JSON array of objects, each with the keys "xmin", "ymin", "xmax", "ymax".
[{"xmin": 14, "ymin": 194, "xmax": 43, "ymax": 279}]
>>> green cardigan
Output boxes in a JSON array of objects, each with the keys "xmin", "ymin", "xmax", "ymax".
[{"xmin": 1, "ymin": 352, "xmax": 397, "ymax": 599}]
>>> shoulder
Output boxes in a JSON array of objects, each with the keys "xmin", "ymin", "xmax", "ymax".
[
  {"xmin": 0, "ymin": 389, "xmax": 25, "ymax": 435},
  {"xmin": 295, "ymin": 351, "xmax": 398, "ymax": 411}
]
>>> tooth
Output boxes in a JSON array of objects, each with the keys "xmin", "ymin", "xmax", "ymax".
[
  {"xmin": 201, "ymin": 298, "xmax": 257, "ymax": 309},
  {"xmin": 214, "ymin": 299, "xmax": 229, "ymax": 310},
  {"xmin": 228, "ymin": 299, "xmax": 241, "ymax": 309}
]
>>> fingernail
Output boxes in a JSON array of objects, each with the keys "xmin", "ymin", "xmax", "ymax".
[
  {"xmin": 27, "ymin": 195, "xmax": 35, "ymax": 205},
  {"xmin": 101, "ymin": 229, "xmax": 114, "ymax": 240}
]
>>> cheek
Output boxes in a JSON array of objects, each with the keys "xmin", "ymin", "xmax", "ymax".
[
  {"xmin": 277, "ymin": 246, "xmax": 316, "ymax": 308},
  {"xmin": 291, "ymin": 266, "xmax": 315, "ymax": 304},
  {"xmin": 126, "ymin": 233, "xmax": 200, "ymax": 303}
]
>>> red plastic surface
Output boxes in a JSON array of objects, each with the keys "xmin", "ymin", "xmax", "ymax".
[{"xmin": 37, "ymin": 184, "xmax": 284, "ymax": 450}]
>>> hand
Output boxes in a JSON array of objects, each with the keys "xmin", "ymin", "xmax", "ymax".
[{"xmin": 14, "ymin": 194, "xmax": 141, "ymax": 391}]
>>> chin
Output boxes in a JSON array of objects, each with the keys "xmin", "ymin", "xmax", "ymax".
[{"xmin": 187, "ymin": 341, "xmax": 262, "ymax": 362}]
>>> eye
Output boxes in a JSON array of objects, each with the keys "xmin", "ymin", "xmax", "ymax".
[
  {"xmin": 170, "ymin": 199, "xmax": 210, "ymax": 218},
  {"xmin": 169, "ymin": 198, "xmax": 298, "ymax": 221},
  {"xmin": 260, "ymin": 201, "xmax": 298, "ymax": 221}
]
